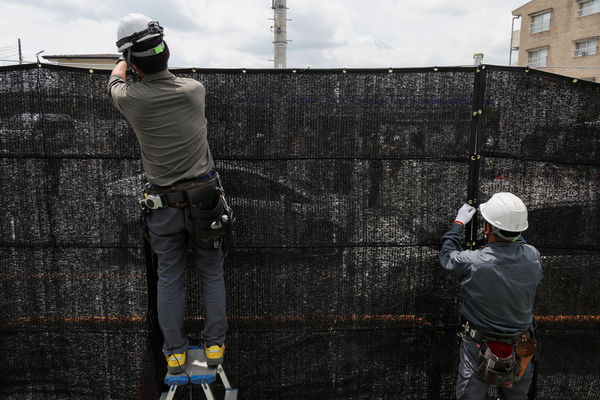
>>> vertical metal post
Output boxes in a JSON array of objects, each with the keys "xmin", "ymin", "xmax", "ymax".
[
  {"xmin": 272, "ymin": 0, "xmax": 287, "ymax": 69},
  {"xmin": 18, "ymin": 38, "xmax": 23, "ymax": 64},
  {"xmin": 465, "ymin": 66, "xmax": 487, "ymax": 249}
]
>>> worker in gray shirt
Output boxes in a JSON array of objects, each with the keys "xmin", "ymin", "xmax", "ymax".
[
  {"xmin": 440, "ymin": 192, "xmax": 542, "ymax": 400},
  {"xmin": 107, "ymin": 13, "xmax": 230, "ymax": 373}
]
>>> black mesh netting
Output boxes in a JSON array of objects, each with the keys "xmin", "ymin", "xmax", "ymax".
[{"xmin": 0, "ymin": 64, "xmax": 599, "ymax": 399}]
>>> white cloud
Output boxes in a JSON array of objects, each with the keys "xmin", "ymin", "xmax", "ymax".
[
  {"xmin": 283, "ymin": 0, "xmax": 527, "ymax": 68},
  {"xmin": 0, "ymin": 0, "xmax": 529, "ymax": 68},
  {"xmin": 167, "ymin": 0, "xmax": 271, "ymax": 67}
]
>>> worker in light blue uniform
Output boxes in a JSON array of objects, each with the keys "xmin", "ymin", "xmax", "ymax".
[{"xmin": 440, "ymin": 192, "xmax": 542, "ymax": 400}]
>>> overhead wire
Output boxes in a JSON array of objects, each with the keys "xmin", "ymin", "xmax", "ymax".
[{"xmin": 0, "ymin": 41, "xmax": 21, "ymax": 64}]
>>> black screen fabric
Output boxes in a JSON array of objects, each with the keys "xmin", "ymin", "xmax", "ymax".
[{"xmin": 0, "ymin": 64, "xmax": 599, "ymax": 399}]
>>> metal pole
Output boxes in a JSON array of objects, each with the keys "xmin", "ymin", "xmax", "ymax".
[
  {"xmin": 18, "ymin": 38, "xmax": 22, "ymax": 64},
  {"xmin": 272, "ymin": 0, "xmax": 287, "ymax": 69}
]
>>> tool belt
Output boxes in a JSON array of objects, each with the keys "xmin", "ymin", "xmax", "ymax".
[
  {"xmin": 138, "ymin": 172, "xmax": 234, "ymax": 256},
  {"xmin": 462, "ymin": 321, "xmax": 540, "ymax": 388}
]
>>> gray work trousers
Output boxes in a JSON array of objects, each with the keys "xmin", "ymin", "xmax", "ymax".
[
  {"xmin": 147, "ymin": 206, "xmax": 228, "ymax": 356},
  {"xmin": 456, "ymin": 338, "xmax": 533, "ymax": 400}
]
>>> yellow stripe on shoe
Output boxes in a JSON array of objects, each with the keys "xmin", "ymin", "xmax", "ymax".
[
  {"xmin": 205, "ymin": 344, "xmax": 225, "ymax": 366},
  {"xmin": 165, "ymin": 351, "xmax": 187, "ymax": 373}
]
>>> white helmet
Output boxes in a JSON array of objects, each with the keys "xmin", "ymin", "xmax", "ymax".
[
  {"xmin": 479, "ymin": 192, "xmax": 528, "ymax": 239},
  {"xmin": 116, "ymin": 13, "xmax": 163, "ymax": 52}
]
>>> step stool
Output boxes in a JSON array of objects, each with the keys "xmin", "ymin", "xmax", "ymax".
[{"xmin": 159, "ymin": 346, "xmax": 237, "ymax": 400}]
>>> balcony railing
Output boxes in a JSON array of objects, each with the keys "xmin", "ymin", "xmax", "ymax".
[
  {"xmin": 577, "ymin": 5, "xmax": 600, "ymax": 17},
  {"xmin": 574, "ymin": 48, "xmax": 597, "ymax": 57}
]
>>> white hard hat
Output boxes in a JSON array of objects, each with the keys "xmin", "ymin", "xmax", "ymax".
[
  {"xmin": 479, "ymin": 192, "xmax": 528, "ymax": 233},
  {"xmin": 116, "ymin": 13, "xmax": 163, "ymax": 52}
]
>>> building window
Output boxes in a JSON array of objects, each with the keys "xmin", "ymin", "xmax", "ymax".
[
  {"xmin": 578, "ymin": 0, "xmax": 600, "ymax": 17},
  {"xmin": 575, "ymin": 39, "xmax": 598, "ymax": 57},
  {"xmin": 528, "ymin": 47, "xmax": 548, "ymax": 67},
  {"xmin": 530, "ymin": 11, "xmax": 551, "ymax": 33}
]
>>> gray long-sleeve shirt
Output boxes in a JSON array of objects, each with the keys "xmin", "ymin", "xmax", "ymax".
[
  {"xmin": 440, "ymin": 223, "xmax": 542, "ymax": 333},
  {"xmin": 107, "ymin": 70, "xmax": 214, "ymax": 186}
]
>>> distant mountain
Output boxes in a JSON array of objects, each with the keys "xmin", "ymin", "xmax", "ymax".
[{"xmin": 359, "ymin": 37, "xmax": 393, "ymax": 50}]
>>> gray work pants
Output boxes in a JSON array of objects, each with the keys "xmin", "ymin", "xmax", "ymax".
[
  {"xmin": 456, "ymin": 339, "xmax": 533, "ymax": 400},
  {"xmin": 147, "ymin": 206, "xmax": 228, "ymax": 356}
]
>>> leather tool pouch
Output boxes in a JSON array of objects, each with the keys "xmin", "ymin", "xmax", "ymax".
[
  {"xmin": 515, "ymin": 335, "xmax": 535, "ymax": 380},
  {"xmin": 478, "ymin": 342, "xmax": 515, "ymax": 387}
]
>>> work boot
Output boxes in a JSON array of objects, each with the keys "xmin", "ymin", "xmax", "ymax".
[
  {"xmin": 205, "ymin": 344, "xmax": 225, "ymax": 367},
  {"xmin": 165, "ymin": 351, "xmax": 187, "ymax": 374}
]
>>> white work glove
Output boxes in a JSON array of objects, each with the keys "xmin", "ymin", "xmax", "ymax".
[{"xmin": 454, "ymin": 204, "xmax": 476, "ymax": 226}]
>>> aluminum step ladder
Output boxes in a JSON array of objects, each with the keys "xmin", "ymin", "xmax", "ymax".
[{"xmin": 159, "ymin": 346, "xmax": 237, "ymax": 400}]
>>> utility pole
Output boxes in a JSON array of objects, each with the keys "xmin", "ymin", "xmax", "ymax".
[
  {"xmin": 272, "ymin": 0, "xmax": 287, "ymax": 69},
  {"xmin": 18, "ymin": 38, "xmax": 22, "ymax": 64}
]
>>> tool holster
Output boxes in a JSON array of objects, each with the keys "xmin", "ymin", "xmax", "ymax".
[
  {"xmin": 139, "ymin": 173, "xmax": 235, "ymax": 256},
  {"xmin": 187, "ymin": 182, "xmax": 234, "ymax": 254},
  {"xmin": 478, "ymin": 345, "xmax": 516, "ymax": 386},
  {"xmin": 463, "ymin": 321, "xmax": 539, "ymax": 388}
]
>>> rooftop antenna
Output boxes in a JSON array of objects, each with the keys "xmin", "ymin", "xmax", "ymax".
[{"xmin": 271, "ymin": 0, "xmax": 288, "ymax": 69}]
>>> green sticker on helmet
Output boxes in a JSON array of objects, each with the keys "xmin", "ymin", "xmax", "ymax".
[{"xmin": 154, "ymin": 44, "xmax": 164, "ymax": 54}]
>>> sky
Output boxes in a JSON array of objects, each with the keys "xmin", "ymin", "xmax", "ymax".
[{"xmin": 0, "ymin": 0, "xmax": 528, "ymax": 69}]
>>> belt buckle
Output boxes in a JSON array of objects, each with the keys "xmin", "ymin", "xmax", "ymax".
[{"xmin": 464, "ymin": 322, "xmax": 477, "ymax": 339}]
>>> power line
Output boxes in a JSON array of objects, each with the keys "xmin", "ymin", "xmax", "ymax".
[{"xmin": 0, "ymin": 39, "xmax": 23, "ymax": 64}]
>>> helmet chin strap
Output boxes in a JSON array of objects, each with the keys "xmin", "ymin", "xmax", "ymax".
[
  {"xmin": 491, "ymin": 226, "xmax": 521, "ymax": 242},
  {"xmin": 123, "ymin": 49, "xmax": 142, "ymax": 81}
]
